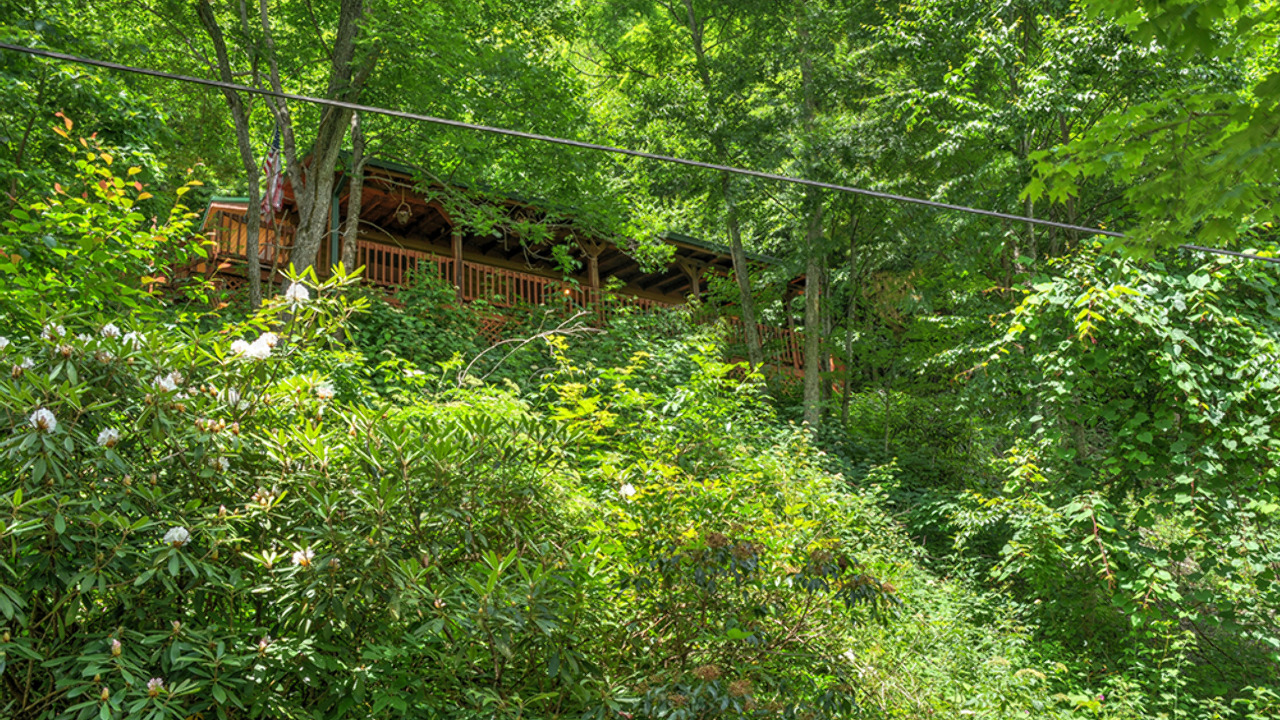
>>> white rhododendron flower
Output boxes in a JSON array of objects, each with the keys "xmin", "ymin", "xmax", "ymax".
[
  {"xmin": 284, "ymin": 282, "xmax": 310, "ymax": 306},
  {"xmin": 163, "ymin": 527, "xmax": 190, "ymax": 547},
  {"xmin": 153, "ymin": 373, "xmax": 178, "ymax": 393},
  {"xmin": 292, "ymin": 548, "xmax": 315, "ymax": 567},
  {"xmin": 208, "ymin": 456, "xmax": 229, "ymax": 472},
  {"xmin": 29, "ymin": 408, "xmax": 56, "ymax": 433},
  {"xmin": 100, "ymin": 323, "xmax": 121, "ymax": 339},
  {"xmin": 76, "ymin": 333, "xmax": 92, "ymax": 343},
  {"xmin": 231, "ymin": 336, "xmax": 272, "ymax": 360},
  {"xmin": 146, "ymin": 678, "xmax": 164, "ymax": 697},
  {"xmin": 41, "ymin": 324, "xmax": 65, "ymax": 341},
  {"xmin": 316, "ymin": 383, "xmax": 335, "ymax": 401},
  {"xmin": 245, "ymin": 337, "xmax": 272, "ymax": 360},
  {"xmin": 21, "ymin": 357, "xmax": 35, "ymax": 369},
  {"xmin": 97, "ymin": 427, "xmax": 121, "ymax": 447},
  {"xmin": 0, "ymin": 336, "xmax": 9, "ymax": 351},
  {"xmin": 121, "ymin": 331, "xmax": 143, "ymax": 350},
  {"xmin": 619, "ymin": 483, "xmax": 637, "ymax": 500}
]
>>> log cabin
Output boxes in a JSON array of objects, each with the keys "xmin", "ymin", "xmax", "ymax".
[{"xmin": 198, "ymin": 157, "xmax": 804, "ymax": 369}]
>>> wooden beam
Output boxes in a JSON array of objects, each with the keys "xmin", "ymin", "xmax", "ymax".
[
  {"xmin": 675, "ymin": 258, "xmax": 709, "ymax": 299},
  {"xmin": 576, "ymin": 237, "xmax": 606, "ymax": 302}
]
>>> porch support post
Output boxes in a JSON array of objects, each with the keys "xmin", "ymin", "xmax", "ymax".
[
  {"xmin": 452, "ymin": 230, "xmax": 464, "ymax": 301},
  {"xmin": 576, "ymin": 237, "xmax": 605, "ymax": 305},
  {"xmin": 676, "ymin": 258, "xmax": 709, "ymax": 300}
]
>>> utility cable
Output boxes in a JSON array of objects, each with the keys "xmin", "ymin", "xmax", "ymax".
[{"xmin": 1, "ymin": 42, "xmax": 1277, "ymax": 266}]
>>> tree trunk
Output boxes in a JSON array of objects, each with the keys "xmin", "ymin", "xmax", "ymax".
[
  {"xmin": 678, "ymin": 0, "xmax": 764, "ymax": 369},
  {"xmin": 802, "ymin": 204, "xmax": 824, "ymax": 431},
  {"xmin": 259, "ymin": 0, "xmax": 373, "ymax": 278},
  {"xmin": 339, "ymin": 113, "xmax": 365, "ymax": 273},
  {"xmin": 724, "ymin": 176, "xmax": 764, "ymax": 368},
  {"xmin": 798, "ymin": 1, "xmax": 823, "ymax": 431},
  {"xmin": 197, "ymin": 0, "xmax": 261, "ymax": 308},
  {"xmin": 841, "ymin": 215, "xmax": 859, "ymax": 426}
]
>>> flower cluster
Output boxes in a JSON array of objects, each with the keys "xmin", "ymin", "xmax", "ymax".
[
  {"xmin": 163, "ymin": 526, "xmax": 191, "ymax": 548},
  {"xmin": 29, "ymin": 408, "xmax": 56, "ymax": 433},
  {"xmin": 292, "ymin": 548, "xmax": 315, "ymax": 567},
  {"xmin": 230, "ymin": 332, "xmax": 277, "ymax": 361},
  {"xmin": 97, "ymin": 427, "xmax": 121, "ymax": 448},
  {"xmin": 284, "ymin": 282, "xmax": 310, "ymax": 306},
  {"xmin": 152, "ymin": 370, "xmax": 183, "ymax": 394}
]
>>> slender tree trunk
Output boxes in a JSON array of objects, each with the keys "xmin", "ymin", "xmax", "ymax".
[
  {"xmin": 340, "ymin": 113, "xmax": 365, "ymax": 272},
  {"xmin": 797, "ymin": 3, "xmax": 823, "ymax": 431},
  {"xmin": 724, "ymin": 176, "xmax": 764, "ymax": 368},
  {"xmin": 679, "ymin": 0, "xmax": 764, "ymax": 368},
  {"xmin": 197, "ymin": 0, "xmax": 262, "ymax": 307},
  {"xmin": 841, "ymin": 215, "xmax": 859, "ymax": 426},
  {"xmin": 802, "ymin": 205, "xmax": 824, "ymax": 430}
]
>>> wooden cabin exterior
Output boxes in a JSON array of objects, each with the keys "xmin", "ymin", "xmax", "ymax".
[{"xmin": 199, "ymin": 160, "xmax": 804, "ymax": 370}]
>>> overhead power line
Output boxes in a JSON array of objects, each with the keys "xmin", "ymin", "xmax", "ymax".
[{"xmin": 1, "ymin": 42, "xmax": 1277, "ymax": 266}]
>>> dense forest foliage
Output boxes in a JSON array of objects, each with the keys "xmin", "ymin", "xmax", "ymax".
[{"xmin": 2, "ymin": 0, "xmax": 1279, "ymax": 718}]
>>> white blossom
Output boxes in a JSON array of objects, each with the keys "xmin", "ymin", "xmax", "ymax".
[
  {"xmin": 29, "ymin": 408, "xmax": 56, "ymax": 433},
  {"xmin": 259, "ymin": 332, "xmax": 280, "ymax": 348},
  {"xmin": 284, "ymin": 282, "xmax": 310, "ymax": 306},
  {"xmin": 245, "ymin": 337, "xmax": 272, "ymax": 360},
  {"xmin": 316, "ymin": 383, "xmax": 336, "ymax": 401},
  {"xmin": 97, "ymin": 427, "xmax": 121, "ymax": 448},
  {"xmin": 20, "ymin": 357, "xmax": 35, "ymax": 369},
  {"xmin": 153, "ymin": 373, "xmax": 178, "ymax": 393},
  {"xmin": 231, "ymin": 336, "xmax": 272, "ymax": 360},
  {"xmin": 121, "ymin": 331, "xmax": 144, "ymax": 350},
  {"xmin": 76, "ymin": 333, "xmax": 92, "ymax": 344},
  {"xmin": 41, "ymin": 324, "xmax": 65, "ymax": 341},
  {"xmin": 163, "ymin": 526, "xmax": 190, "ymax": 547},
  {"xmin": 146, "ymin": 678, "xmax": 164, "ymax": 697},
  {"xmin": 0, "ymin": 336, "xmax": 9, "ymax": 351},
  {"xmin": 292, "ymin": 548, "xmax": 314, "ymax": 567},
  {"xmin": 207, "ymin": 456, "xmax": 229, "ymax": 472},
  {"xmin": 100, "ymin": 323, "xmax": 121, "ymax": 339},
  {"xmin": 619, "ymin": 483, "xmax": 637, "ymax": 500}
]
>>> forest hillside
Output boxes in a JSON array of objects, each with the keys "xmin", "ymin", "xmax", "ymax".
[{"xmin": 2, "ymin": 1, "xmax": 1279, "ymax": 719}]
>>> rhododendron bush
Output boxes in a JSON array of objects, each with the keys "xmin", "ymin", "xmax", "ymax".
[{"xmin": 0, "ymin": 162, "xmax": 895, "ymax": 719}]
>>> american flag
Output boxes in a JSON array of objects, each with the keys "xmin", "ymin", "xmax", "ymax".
[{"xmin": 260, "ymin": 126, "xmax": 283, "ymax": 219}]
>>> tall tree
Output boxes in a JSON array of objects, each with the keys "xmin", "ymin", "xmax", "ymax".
[
  {"xmin": 195, "ymin": 0, "xmax": 263, "ymax": 307},
  {"xmin": 577, "ymin": 0, "xmax": 787, "ymax": 367}
]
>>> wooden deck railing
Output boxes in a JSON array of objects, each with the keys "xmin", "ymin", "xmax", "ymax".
[
  {"xmin": 205, "ymin": 205, "xmax": 295, "ymax": 269},
  {"xmin": 358, "ymin": 241, "xmax": 452, "ymax": 287},
  {"xmin": 724, "ymin": 316, "xmax": 805, "ymax": 371},
  {"xmin": 204, "ymin": 219, "xmax": 806, "ymax": 370}
]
